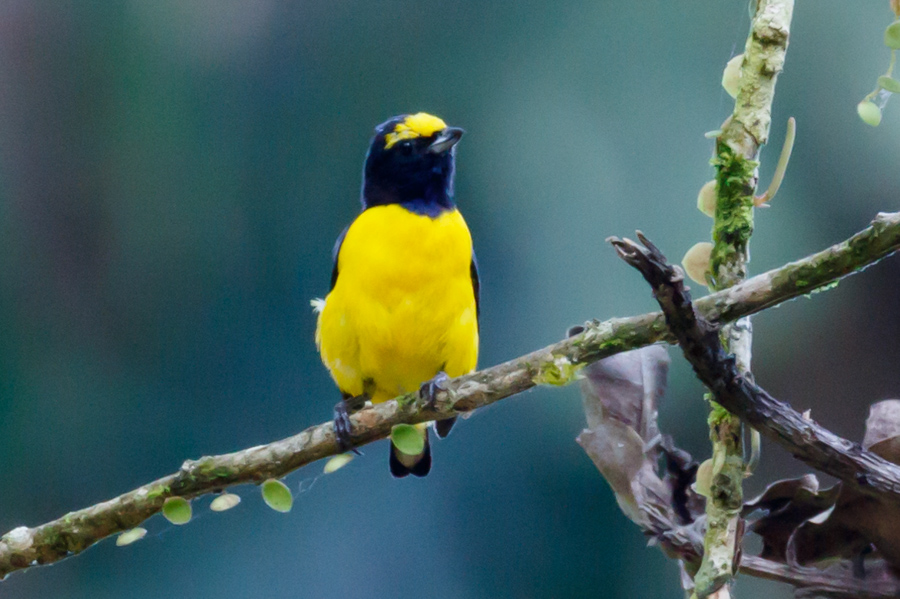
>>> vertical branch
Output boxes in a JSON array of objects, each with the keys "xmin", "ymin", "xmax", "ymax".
[{"xmin": 694, "ymin": 1, "xmax": 795, "ymax": 597}]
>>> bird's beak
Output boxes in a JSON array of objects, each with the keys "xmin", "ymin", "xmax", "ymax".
[{"xmin": 428, "ymin": 127, "xmax": 464, "ymax": 154}]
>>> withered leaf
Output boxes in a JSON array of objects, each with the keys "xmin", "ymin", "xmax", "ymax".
[
  {"xmin": 576, "ymin": 345, "xmax": 671, "ymax": 525},
  {"xmin": 578, "ymin": 344, "xmax": 669, "ymax": 439},
  {"xmin": 745, "ymin": 399, "xmax": 900, "ymax": 572}
]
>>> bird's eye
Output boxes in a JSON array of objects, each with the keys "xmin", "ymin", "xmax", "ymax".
[{"xmin": 399, "ymin": 141, "xmax": 414, "ymax": 155}]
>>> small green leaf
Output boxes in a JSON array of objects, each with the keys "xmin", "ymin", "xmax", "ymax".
[
  {"xmin": 858, "ymin": 100, "xmax": 882, "ymax": 127},
  {"xmin": 210, "ymin": 493, "xmax": 241, "ymax": 512},
  {"xmin": 879, "ymin": 76, "xmax": 900, "ymax": 94},
  {"xmin": 885, "ymin": 21, "xmax": 900, "ymax": 49},
  {"xmin": 116, "ymin": 527, "xmax": 147, "ymax": 546},
  {"xmin": 162, "ymin": 497, "xmax": 192, "ymax": 525},
  {"xmin": 323, "ymin": 453, "xmax": 355, "ymax": 474},
  {"xmin": 390, "ymin": 424, "xmax": 425, "ymax": 456},
  {"xmin": 261, "ymin": 479, "xmax": 293, "ymax": 513}
]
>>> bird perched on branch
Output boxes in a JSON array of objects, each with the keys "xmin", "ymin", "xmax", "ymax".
[{"xmin": 313, "ymin": 113, "xmax": 480, "ymax": 477}]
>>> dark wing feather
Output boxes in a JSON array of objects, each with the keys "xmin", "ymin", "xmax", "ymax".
[
  {"xmin": 329, "ymin": 225, "xmax": 350, "ymax": 291},
  {"xmin": 470, "ymin": 251, "xmax": 481, "ymax": 323}
]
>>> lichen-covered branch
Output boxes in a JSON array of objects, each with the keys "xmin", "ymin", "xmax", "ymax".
[
  {"xmin": 611, "ymin": 232, "xmax": 900, "ymax": 500},
  {"xmin": 701, "ymin": 1, "xmax": 795, "ymax": 595},
  {"xmin": 1, "ymin": 210, "xmax": 898, "ymax": 581}
]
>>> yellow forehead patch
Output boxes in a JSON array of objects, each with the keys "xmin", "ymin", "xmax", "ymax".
[{"xmin": 384, "ymin": 113, "xmax": 447, "ymax": 149}]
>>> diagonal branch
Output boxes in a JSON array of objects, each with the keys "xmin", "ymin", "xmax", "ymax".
[
  {"xmin": 610, "ymin": 231, "xmax": 900, "ymax": 499},
  {"xmin": 1, "ymin": 211, "xmax": 900, "ymax": 581}
]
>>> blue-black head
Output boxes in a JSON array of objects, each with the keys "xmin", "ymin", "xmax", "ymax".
[{"xmin": 361, "ymin": 113, "xmax": 464, "ymax": 217}]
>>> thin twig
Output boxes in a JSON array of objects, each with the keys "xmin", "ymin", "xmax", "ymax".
[{"xmin": 1, "ymin": 211, "xmax": 899, "ymax": 581}]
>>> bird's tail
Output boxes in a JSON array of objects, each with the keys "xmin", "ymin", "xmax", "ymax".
[
  {"xmin": 389, "ymin": 425, "xmax": 432, "ymax": 478},
  {"xmin": 434, "ymin": 416, "xmax": 456, "ymax": 438}
]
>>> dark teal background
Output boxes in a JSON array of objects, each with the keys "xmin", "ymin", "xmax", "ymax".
[{"xmin": 1, "ymin": 1, "xmax": 899, "ymax": 597}]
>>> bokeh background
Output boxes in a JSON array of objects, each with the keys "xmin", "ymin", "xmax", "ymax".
[{"xmin": 1, "ymin": 1, "xmax": 899, "ymax": 597}]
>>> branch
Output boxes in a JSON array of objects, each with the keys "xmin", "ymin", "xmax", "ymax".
[
  {"xmin": 1, "ymin": 210, "xmax": 899, "ymax": 581},
  {"xmin": 739, "ymin": 557, "xmax": 900, "ymax": 599},
  {"xmin": 700, "ymin": 0, "xmax": 795, "ymax": 594},
  {"xmin": 610, "ymin": 231, "xmax": 900, "ymax": 500}
]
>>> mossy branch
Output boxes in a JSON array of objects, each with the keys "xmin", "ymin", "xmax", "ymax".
[
  {"xmin": 1, "ymin": 209, "xmax": 898, "ymax": 581},
  {"xmin": 699, "ymin": 1, "xmax": 795, "ymax": 595}
]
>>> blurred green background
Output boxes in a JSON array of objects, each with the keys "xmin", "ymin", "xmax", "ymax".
[{"xmin": 1, "ymin": 1, "xmax": 899, "ymax": 597}]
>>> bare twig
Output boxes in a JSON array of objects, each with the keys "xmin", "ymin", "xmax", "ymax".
[{"xmin": 1, "ymin": 211, "xmax": 899, "ymax": 581}]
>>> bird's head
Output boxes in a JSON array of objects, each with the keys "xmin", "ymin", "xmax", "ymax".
[{"xmin": 361, "ymin": 112, "xmax": 464, "ymax": 216}]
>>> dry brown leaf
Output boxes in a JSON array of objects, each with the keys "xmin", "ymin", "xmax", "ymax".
[
  {"xmin": 576, "ymin": 345, "xmax": 671, "ymax": 526},
  {"xmin": 744, "ymin": 399, "xmax": 900, "ymax": 572}
]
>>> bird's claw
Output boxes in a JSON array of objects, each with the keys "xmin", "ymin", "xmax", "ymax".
[
  {"xmin": 419, "ymin": 371, "xmax": 450, "ymax": 409},
  {"xmin": 333, "ymin": 400, "xmax": 362, "ymax": 455}
]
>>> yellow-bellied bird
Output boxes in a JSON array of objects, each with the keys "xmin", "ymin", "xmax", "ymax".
[{"xmin": 314, "ymin": 113, "xmax": 479, "ymax": 477}]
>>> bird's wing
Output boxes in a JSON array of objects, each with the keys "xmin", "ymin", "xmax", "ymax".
[
  {"xmin": 330, "ymin": 225, "xmax": 350, "ymax": 291},
  {"xmin": 470, "ymin": 250, "xmax": 481, "ymax": 323}
]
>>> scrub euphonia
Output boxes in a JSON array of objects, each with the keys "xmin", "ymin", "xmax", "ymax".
[{"xmin": 314, "ymin": 113, "xmax": 480, "ymax": 477}]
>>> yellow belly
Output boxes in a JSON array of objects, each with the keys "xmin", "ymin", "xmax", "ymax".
[{"xmin": 316, "ymin": 205, "xmax": 479, "ymax": 402}]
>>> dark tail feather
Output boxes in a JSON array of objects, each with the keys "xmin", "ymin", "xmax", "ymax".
[
  {"xmin": 389, "ymin": 428, "xmax": 432, "ymax": 478},
  {"xmin": 434, "ymin": 416, "xmax": 457, "ymax": 439}
]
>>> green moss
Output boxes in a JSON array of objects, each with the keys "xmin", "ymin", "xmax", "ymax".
[
  {"xmin": 396, "ymin": 391, "xmax": 418, "ymax": 407},
  {"xmin": 707, "ymin": 399, "xmax": 742, "ymax": 455},
  {"xmin": 205, "ymin": 466, "xmax": 233, "ymax": 478},
  {"xmin": 709, "ymin": 146, "xmax": 758, "ymax": 289},
  {"xmin": 146, "ymin": 485, "xmax": 170, "ymax": 500},
  {"xmin": 600, "ymin": 337, "xmax": 626, "ymax": 351},
  {"xmin": 707, "ymin": 399, "xmax": 732, "ymax": 428},
  {"xmin": 533, "ymin": 357, "xmax": 584, "ymax": 387},
  {"xmin": 194, "ymin": 459, "xmax": 234, "ymax": 479}
]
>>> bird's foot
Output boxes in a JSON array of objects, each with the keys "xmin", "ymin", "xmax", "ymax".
[
  {"xmin": 419, "ymin": 371, "xmax": 450, "ymax": 410},
  {"xmin": 333, "ymin": 396, "xmax": 366, "ymax": 455}
]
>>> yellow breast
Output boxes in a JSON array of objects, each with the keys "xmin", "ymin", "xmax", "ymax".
[{"xmin": 316, "ymin": 205, "xmax": 479, "ymax": 402}]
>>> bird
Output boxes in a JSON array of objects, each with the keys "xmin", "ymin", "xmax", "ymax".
[{"xmin": 313, "ymin": 112, "xmax": 480, "ymax": 477}]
